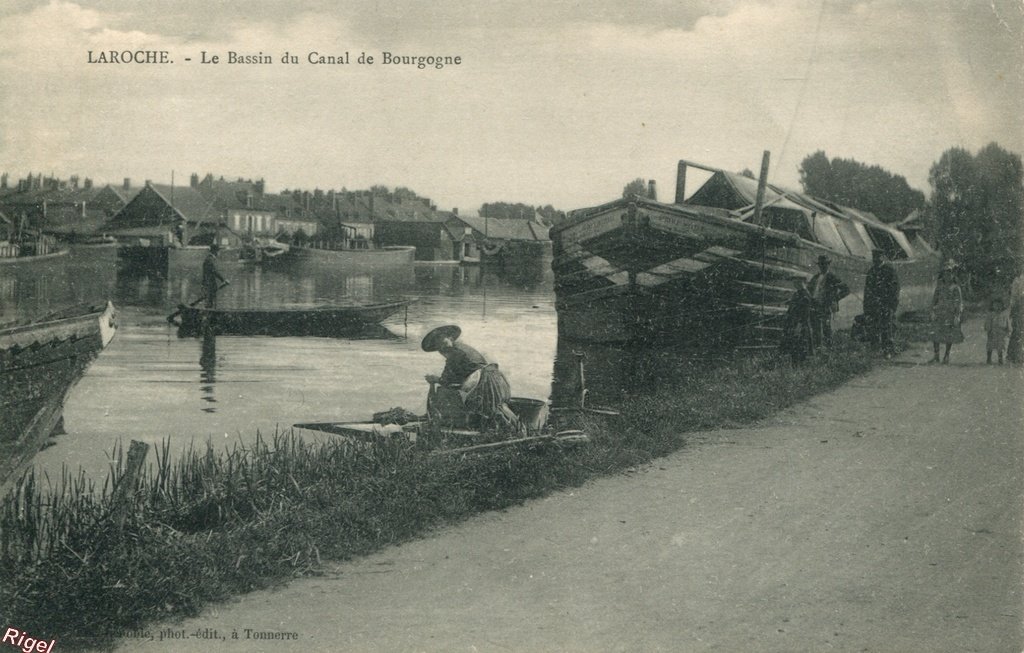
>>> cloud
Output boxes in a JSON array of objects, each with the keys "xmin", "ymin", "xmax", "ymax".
[{"xmin": 0, "ymin": 0, "xmax": 1019, "ymax": 210}]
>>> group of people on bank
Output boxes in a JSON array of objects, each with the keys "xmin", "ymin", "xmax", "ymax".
[
  {"xmin": 780, "ymin": 253, "xmax": 856, "ymax": 363},
  {"xmin": 917, "ymin": 263, "xmax": 1020, "ymax": 365},
  {"xmin": 781, "ymin": 248, "xmax": 1024, "ymax": 366}
]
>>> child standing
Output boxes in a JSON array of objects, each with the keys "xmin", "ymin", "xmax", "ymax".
[{"xmin": 984, "ymin": 297, "xmax": 1011, "ymax": 364}]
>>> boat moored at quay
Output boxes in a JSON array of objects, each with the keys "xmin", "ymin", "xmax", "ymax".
[
  {"xmin": 0, "ymin": 302, "xmax": 117, "ymax": 486},
  {"xmin": 551, "ymin": 157, "xmax": 940, "ymax": 346},
  {"xmin": 287, "ymin": 242, "xmax": 416, "ymax": 265}
]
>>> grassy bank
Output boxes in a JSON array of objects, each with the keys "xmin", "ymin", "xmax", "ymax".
[{"xmin": 0, "ymin": 342, "xmax": 874, "ymax": 650}]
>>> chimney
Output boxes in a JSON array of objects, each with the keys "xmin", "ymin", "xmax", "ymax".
[
  {"xmin": 123, "ymin": 177, "xmax": 131, "ymax": 190},
  {"xmin": 83, "ymin": 178, "xmax": 93, "ymax": 190},
  {"xmin": 675, "ymin": 161, "xmax": 687, "ymax": 204},
  {"xmin": 647, "ymin": 180, "xmax": 657, "ymax": 201},
  {"xmin": 452, "ymin": 207, "xmax": 459, "ymax": 216},
  {"xmin": 190, "ymin": 173, "xmax": 199, "ymax": 188},
  {"xmin": 255, "ymin": 178, "xmax": 265, "ymax": 195},
  {"xmin": 0, "ymin": 173, "xmax": 6, "ymax": 190}
]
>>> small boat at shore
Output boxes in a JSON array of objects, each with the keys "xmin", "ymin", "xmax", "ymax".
[
  {"xmin": 295, "ymin": 419, "xmax": 589, "ymax": 455},
  {"xmin": 0, "ymin": 302, "xmax": 118, "ymax": 485},
  {"xmin": 294, "ymin": 394, "xmax": 606, "ymax": 454},
  {"xmin": 170, "ymin": 299, "xmax": 413, "ymax": 338},
  {"xmin": 551, "ymin": 157, "xmax": 940, "ymax": 345},
  {"xmin": 238, "ymin": 237, "xmax": 289, "ymax": 263},
  {"xmin": 0, "ymin": 232, "xmax": 69, "ymax": 264}
]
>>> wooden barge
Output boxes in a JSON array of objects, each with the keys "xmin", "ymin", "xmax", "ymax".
[
  {"xmin": 287, "ymin": 244, "xmax": 416, "ymax": 266},
  {"xmin": 550, "ymin": 158, "xmax": 940, "ymax": 345},
  {"xmin": 0, "ymin": 302, "xmax": 117, "ymax": 485}
]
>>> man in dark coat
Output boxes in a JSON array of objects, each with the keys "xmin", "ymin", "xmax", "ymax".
[
  {"xmin": 808, "ymin": 255, "xmax": 850, "ymax": 349},
  {"xmin": 201, "ymin": 243, "xmax": 229, "ymax": 308},
  {"xmin": 863, "ymin": 249, "xmax": 900, "ymax": 356},
  {"xmin": 780, "ymin": 276, "xmax": 814, "ymax": 364}
]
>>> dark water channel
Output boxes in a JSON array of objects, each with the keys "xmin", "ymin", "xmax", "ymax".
[{"xmin": 4, "ymin": 246, "xmax": 661, "ymax": 482}]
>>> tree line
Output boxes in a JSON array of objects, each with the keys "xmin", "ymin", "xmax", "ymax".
[
  {"xmin": 622, "ymin": 145, "xmax": 1023, "ymax": 295},
  {"xmin": 797, "ymin": 145, "xmax": 1022, "ymax": 293},
  {"xmin": 479, "ymin": 202, "xmax": 566, "ymax": 225}
]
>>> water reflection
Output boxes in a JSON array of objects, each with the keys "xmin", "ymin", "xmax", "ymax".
[
  {"xmin": 0, "ymin": 247, "xmax": 119, "ymax": 320},
  {"xmin": 485, "ymin": 248, "xmax": 549, "ymax": 289},
  {"xmin": 550, "ymin": 329, "xmax": 720, "ymax": 410},
  {"xmin": 199, "ymin": 331, "xmax": 217, "ymax": 412},
  {"xmin": 112, "ymin": 259, "xmax": 417, "ymax": 312},
  {"xmin": 115, "ymin": 272, "xmax": 170, "ymax": 308},
  {"xmin": 13, "ymin": 246, "xmax": 562, "ymax": 482}
]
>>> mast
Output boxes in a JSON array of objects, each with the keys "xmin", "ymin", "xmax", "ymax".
[{"xmin": 753, "ymin": 151, "xmax": 771, "ymax": 347}]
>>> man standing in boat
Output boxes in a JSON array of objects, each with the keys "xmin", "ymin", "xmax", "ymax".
[
  {"xmin": 202, "ymin": 243, "xmax": 229, "ymax": 308},
  {"xmin": 422, "ymin": 325, "xmax": 516, "ymax": 430},
  {"xmin": 808, "ymin": 255, "xmax": 850, "ymax": 349},
  {"xmin": 863, "ymin": 249, "xmax": 900, "ymax": 357}
]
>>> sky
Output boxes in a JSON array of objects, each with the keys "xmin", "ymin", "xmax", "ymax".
[{"xmin": 0, "ymin": 0, "xmax": 1020, "ymax": 213}]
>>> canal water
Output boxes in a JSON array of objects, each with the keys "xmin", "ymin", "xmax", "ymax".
[{"xmin": 1, "ymin": 246, "xmax": 575, "ymax": 482}]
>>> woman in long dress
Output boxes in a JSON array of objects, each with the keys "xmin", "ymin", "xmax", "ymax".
[
  {"xmin": 422, "ymin": 324, "xmax": 517, "ymax": 430},
  {"xmin": 930, "ymin": 265, "xmax": 964, "ymax": 364}
]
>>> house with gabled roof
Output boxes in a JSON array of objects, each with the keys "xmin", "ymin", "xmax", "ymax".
[
  {"xmin": 374, "ymin": 208, "xmax": 467, "ymax": 261},
  {"xmin": 104, "ymin": 181, "xmax": 236, "ymax": 247},
  {"xmin": 453, "ymin": 215, "xmax": 550, "ymax": 243},
  {"xmin": 189, "ymin": 173, "xmax": 279, "ymax": 238}
]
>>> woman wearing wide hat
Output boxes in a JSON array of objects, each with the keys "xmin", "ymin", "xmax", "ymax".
[
  {"xmin": 422, "ymin": 325, "xmax": 516, "ymax": 429},
  {"xmin": 929, "ymin": 261, "xmax": 964, "ymax": 364}
]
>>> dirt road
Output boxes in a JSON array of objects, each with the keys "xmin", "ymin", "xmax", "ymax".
[{"xmin": 115, "ymin": 323, "xmax": 1023, "ymax": 652}]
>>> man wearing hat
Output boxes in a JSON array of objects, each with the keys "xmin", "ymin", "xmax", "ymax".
[
  {"xmin": 422, "ymin": 325, "xmax": 515, "ymax": 429},
  {"xmin": 201, "ymin": 242, "xmax": 229, "ymax": 308},
  {"xmin": 807, "ymin": 254, "xmax": 850, "ymax": 349},
  {"xmin": 863, "ymin": 248, "xmax": 900, "ymax": 356}
]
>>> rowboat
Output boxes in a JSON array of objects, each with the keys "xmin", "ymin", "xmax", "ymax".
[
  {"xmin": 0, "ymin": 302, "xmax": 117, "ymax": 485},
  {"xmin": 238, "ymin": 238, "xmax": 289, "ymax": 263},
  {"xmin": 170, "ymin": 299, "xmax": 413, "ymax": 337},
  {"xmin": 551, "ymin": 157, "xmax": 940, "ymax": 345},
  {"xmin": 294, "ymin": 396, "xmax": 597, "ymax": 454},
  {"xmin": 0, "ymin": 231, "xmax": 68, "ymax": 264},
  {"xmin": 293, "ymin": 420, "xmax": 589, "ymax": 455}
]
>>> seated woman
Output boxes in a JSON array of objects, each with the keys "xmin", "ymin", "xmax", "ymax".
[{"xmin": 422, "ymin": 324, "xmax": 517, "ymax": 430}]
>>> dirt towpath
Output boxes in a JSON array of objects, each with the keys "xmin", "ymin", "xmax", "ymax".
[{"xmin": 115, "ymin": 322, "xmax": 1022, "ymax": 652}]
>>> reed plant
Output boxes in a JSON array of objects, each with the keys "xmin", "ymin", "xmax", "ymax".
[{"xmin": 0, "ymin": 341, "xmax": 874, "ymax": 650}]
